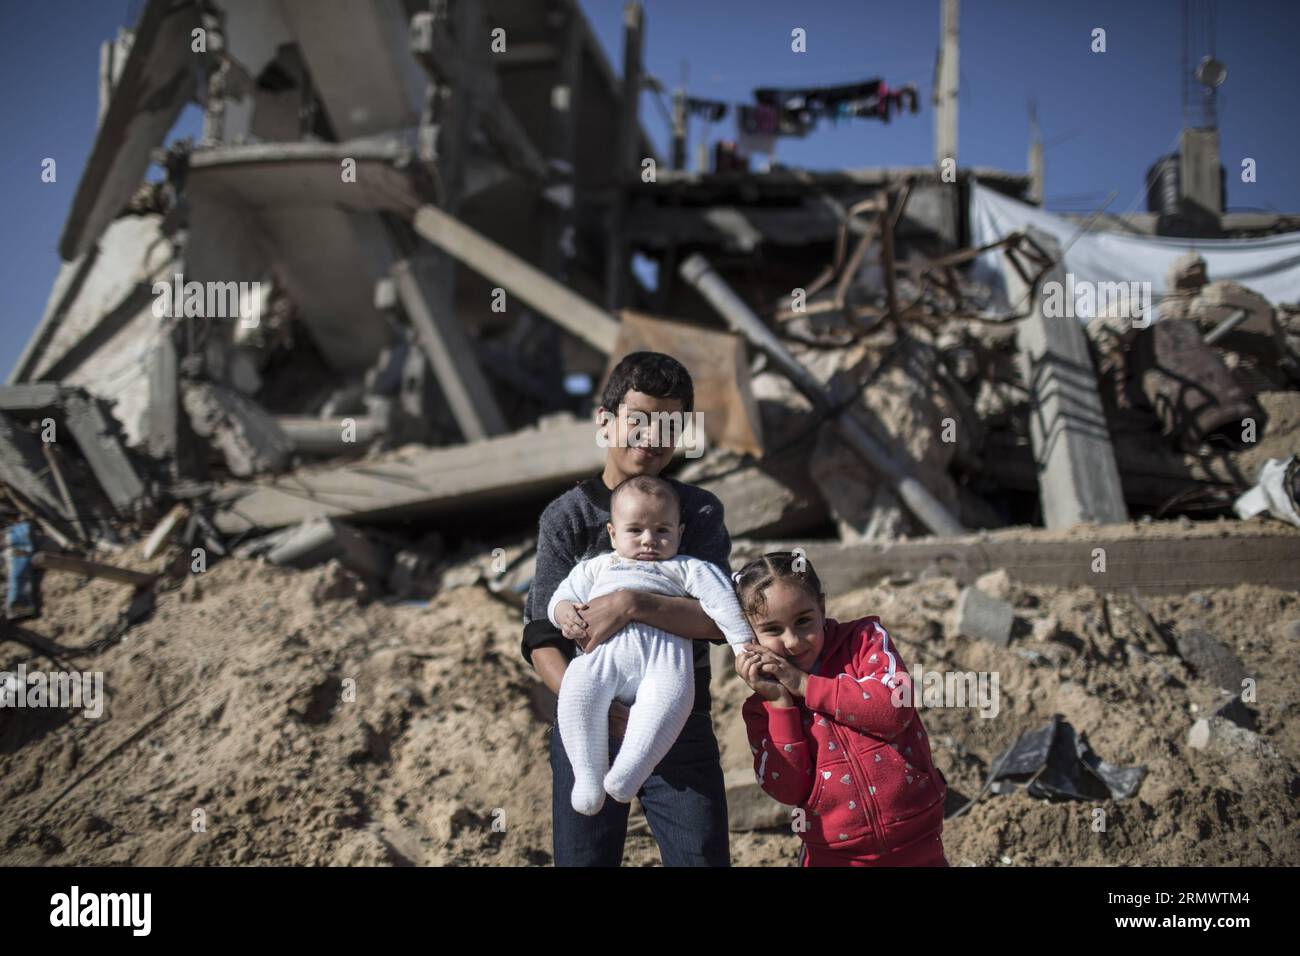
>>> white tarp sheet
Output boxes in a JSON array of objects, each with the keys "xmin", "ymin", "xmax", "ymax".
[{"xmin": 969, "ymin": 182, "xmax": 1300, "ymax": 321}]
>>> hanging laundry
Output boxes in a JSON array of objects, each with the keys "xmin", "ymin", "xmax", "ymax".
[
  {"xmin": 752, "ymin": 78, "xmax": 918, "ymax": 127},
  {"xmin": 740, "ymin": 97, "xmax": 811, "ymax": 139},
  {"xmin": 735, "ymin": 104, "xmax": 778, "ymax": 155},
  {"xmin": 839, "ymin": 82, "xmax": 922, "ymax": 123},
  {"xmin": 895, "ymin": 84, "xmax": 920, "ymax": 115},
  {"xmin": 726, "ymin": 74, "xmax": 921, "ymax": 155},
  {"xmin": 754, "ymin": 80, "xmax": 882, "ymax": 112},
  {"xmin": 685, "ymin": 97, "xmax": 728, "ymax": 123}
]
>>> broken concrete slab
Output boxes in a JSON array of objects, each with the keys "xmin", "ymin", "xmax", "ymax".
[
  {"xmin": 974, "ymin": 568, "xmax": 1012, "ymax": 601},
  {"xmin": 182, "ymin": 381, "xmax": 292, "ymax": 477},
  {"xmin": 0, "ymin": 384, "xmax": 65, "ymax": 414},
  {"xmin": 1210, "ymin": 694, "xmax": 1258, "ymax": 733},
  {"xmin": 1175, "ymin": 626, "xmax": 1248, "ymax": 694},
  {"xmin": 392, "ymin": 257, "xmax": 507, "ymax": 442},
  {"xmin": 955, "ymin": 586, "xmax": 1014, "ymax": 647},
  {"xmin": 274, "ymin": 415, "xmax": 388, "ymax": 457},
  {"xmin": 211, "ymin": 419, "xmax": 606, "ymax": 534},
  {"xmin": 809, "ymin": 425, "xmax": 909, "ymax": 543},
  {"xmin": 680, "ymin": 252, "xmax": 964, "ymax": 537},
  {"xmin": 13, "ymin": 214, "xmax": 173, "ymax": 389},
  {"xmin": 734, "ymin": 521, "xmax": 1300, "ymax": 598},
  {"xmin": 1130, "ymin": 317, "xmax": 1256, "ymax": 450},
  {"xmin": 411, "ymin": 204, "xmax": 620, "ymax": 355},
  {"xmin": 185, "ymin": 142, "xmax": 423, "ymax": 373},
  {"xmin": 62, "ymin": 393, "xmax": 149, "ymax": 517},
  {"xmin": 809, "ymin": 330, "xmax": 966, "ymax": 542},
  {"xmin": 0, "ymin": 413, "xmax": 69, "ymax": 522},
  {"xmin": 58, "ymin": 0, "xmax": 199, "ymax": 261},
  {"xmin": 1186, "ymin": 716, "xmax": 1278, "ymax": 760},
  {"xmin": 1005, "ymin": 228, "xmax": 1128, "ymax": 529},
  {"xmin": 186, "ymin": 140, "xmax": 425, "ymax": 215},
  {"xmin": 1189, "ymin": 280, "xmax": 1279, "ymax": 353},
  {"xmin": 277, "ymin": 0, "xmax": 426, "ymax": 140},
  {"xmin": 694, "ymin": 456, "xmax": 828, "ymax": 540},
  {"xmin": 266, "ymin": 517, "xmax": 392, "ymax": 582}
]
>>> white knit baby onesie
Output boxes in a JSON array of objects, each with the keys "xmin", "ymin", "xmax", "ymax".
[{"xmin": 548, "ymin": 553, "xmax": 754, "ymax": 815}]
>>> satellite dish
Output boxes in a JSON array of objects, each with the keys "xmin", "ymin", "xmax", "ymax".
[{"xmin": 1195, "ymin": 56, "xmax": 1228, "ymax": 89}]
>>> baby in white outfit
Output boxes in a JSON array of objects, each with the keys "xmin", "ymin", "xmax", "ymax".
[{"xmin": 548, "ymin": 476, "xmax": 754, "ymax": 815}]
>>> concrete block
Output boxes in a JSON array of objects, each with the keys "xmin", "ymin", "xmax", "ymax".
[
  {"xmin": 975, "ymin": 568, "xmax": 1012, "ymax": 601},
  {"xmin": 1210, "ymin": 695, "xmax": 1258, "ymax": 732},
  {"xmin": 181, "ymin": 381, "xmax": 292, "ymax": 477},
  {"xmin": 956, "ymin": 586, "xmax": 1014, "ymax": 647},
  {"xmin": 1175, "ymin": 627, "xmax": 1247, "ymax": 694},
  {"xmin": 1008, "ymin": 227, "xmax": 1128, "ymax": 529},
  {"xmin": 1186, "ymin": 716, "xmax": 1277, "ymax": 760},
  {"xmin": 267, "ymin": 517, "xmax": 391, "ymax": 581}
]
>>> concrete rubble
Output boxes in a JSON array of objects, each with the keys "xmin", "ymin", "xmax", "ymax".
[
  {"xmin": 2, "ymin": 0, "xmax": 1299, "ymax": 869},
  {"xmin": 2, "ymin": 0, "xmax": 1297, "ymax": 619}
]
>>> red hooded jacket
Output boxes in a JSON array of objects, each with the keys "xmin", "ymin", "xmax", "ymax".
[{"xmin": 742, "ymin": 616, "xmax": 946, "ymax": 858}]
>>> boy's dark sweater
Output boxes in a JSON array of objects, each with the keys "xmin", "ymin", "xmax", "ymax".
[{"xmin": 522, "ymin": 476, "xmax": 731, "ymax": 714}]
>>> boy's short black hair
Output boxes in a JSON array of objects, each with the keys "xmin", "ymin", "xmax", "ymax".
[
  {"xmin": 609, "ymin": 475, "xmax": 682, "ymax": 522},
  {"xmin": 601, "ymin": 351, "xmax": 694, "ymax": 414}
]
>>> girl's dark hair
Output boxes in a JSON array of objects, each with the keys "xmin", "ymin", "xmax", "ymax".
[
  {"xmin": 601, "ymin": 351, "xmax": 694, "ymax": 413},
  {"xmin": 733, "ymin": 551, "xmax": 825, "ymax": 617}
]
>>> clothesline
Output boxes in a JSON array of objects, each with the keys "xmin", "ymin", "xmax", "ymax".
[
  {"xmin": 663, "ymin": 76, "xmax": 921, "ymax": 157},
  {"xmin": 674, "ymin": 77, "xmax": 920, "ymax": 126}
]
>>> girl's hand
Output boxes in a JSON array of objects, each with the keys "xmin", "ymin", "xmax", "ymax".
[
  {"xmin": 758, "ymin": 651, "xmax": 808, "ymax": 699},
  {"xmin": 736, "ymin": 648, "xmax": 794, "ymax": 706}
]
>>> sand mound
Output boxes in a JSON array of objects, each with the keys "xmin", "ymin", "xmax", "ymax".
[{"xmin": 2, "ymin": 552, "xmax": 1296, "ymax": 866}]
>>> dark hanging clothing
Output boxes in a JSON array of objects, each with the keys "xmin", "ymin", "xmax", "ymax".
[{"xmin": 685, "ymin": 97, "xmax": 728, "ymax": 123}]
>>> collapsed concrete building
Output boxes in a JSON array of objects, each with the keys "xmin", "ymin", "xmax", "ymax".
[{"xmin": 3, "ymin": 0, "xmax": 1299, "ymax": 613}]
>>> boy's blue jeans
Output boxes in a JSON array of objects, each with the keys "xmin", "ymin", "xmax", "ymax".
[{"xmin": 549, "ymin": 711, "xmax": 731, "ymax": 866}]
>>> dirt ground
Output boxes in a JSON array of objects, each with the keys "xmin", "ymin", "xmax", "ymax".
[{"xmin": 1, "ymin": 534, "xmax": 1297, "ymax": 866}]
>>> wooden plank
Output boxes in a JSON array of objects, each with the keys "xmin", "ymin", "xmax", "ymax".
[
  {"xmin": 411, "ymin": 204, "xmax": 620, "ymax": 354},
  {"xmin": 33, "ymin": 552, "xmax": 157, "ymax": 588}
]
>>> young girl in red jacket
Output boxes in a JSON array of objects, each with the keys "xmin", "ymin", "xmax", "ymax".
[{"xmin": 734, "ymin": 552, "xmax": 948, "ymax": 867}]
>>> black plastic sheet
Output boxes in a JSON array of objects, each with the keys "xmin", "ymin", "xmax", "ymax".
[{"xmin": 990, "ymin": 714, "xmax": 1146, "ymax": 801}]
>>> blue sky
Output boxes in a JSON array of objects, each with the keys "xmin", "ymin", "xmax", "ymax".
[{"xmin": 3, "ymin": 0, "xmax": 1299, "ymax": 379}]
